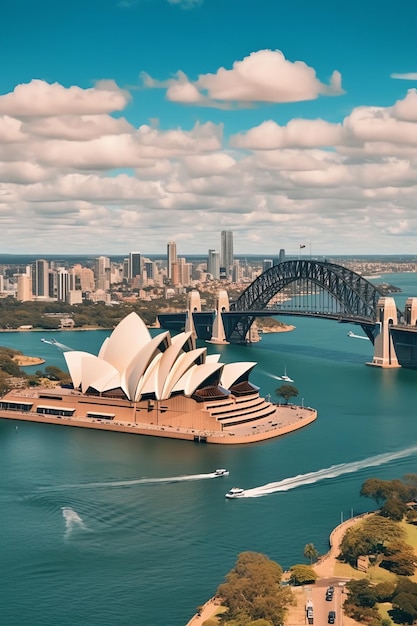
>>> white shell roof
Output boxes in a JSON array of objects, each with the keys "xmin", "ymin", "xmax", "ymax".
[
  {"xmin": 99, "ymin": 311, "xmax": 150, "ymax": 373},
  {"xmin": 64, "ymin": 350, "xmax": 94, "ymax": 390},
  {"xmin": 220, "ymin": 362, "xmax": 257, "ymax": 390},
  {"xmin": 121, "ymin": 331, "xmax": 170, "ymax": 401},
  {"xmin": 62, "ymin": 312, "xmax": 258, "ymax": 402}
]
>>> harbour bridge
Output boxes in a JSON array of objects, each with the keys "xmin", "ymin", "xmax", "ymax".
[
  {"xmin": 224, "ymin": 259, "xmax": 401, "ymax": 344},
  {"xmin": 158, "ymin": 259, "xmax": 417, "ymax": 368}
]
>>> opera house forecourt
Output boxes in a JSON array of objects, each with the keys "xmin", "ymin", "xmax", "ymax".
[{"xmin": 0, "ymin": 313, "xmax": 317, "ymax": 444}]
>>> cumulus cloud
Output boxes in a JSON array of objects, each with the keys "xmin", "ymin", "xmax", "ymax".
[
  {"xmin": 2, "ymin": 77, "xmax": 417, "ymax": 254},
  {"xmin": 0, "ymin": 79, "xmax": 131, "ymax": 117},
  {"xmin": 391, "ymin": 89, "xmax": 417, "ymax": 122},
  {"xmin": 143, "ymin": 50, "xmax": 344, "ymax": 107}
]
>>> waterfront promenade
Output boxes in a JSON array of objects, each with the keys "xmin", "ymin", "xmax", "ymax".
[
  {"xmin": 0, "ymin": 398, "xmax": 317, "ymax": 445},
  {"xmin": 186, "ymin": 515, "xmax": 367, "ymax": 626}
]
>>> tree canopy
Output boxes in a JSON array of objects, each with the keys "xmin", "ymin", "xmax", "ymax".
[
  {"xmin": 339, "ymin": 515, "xmax": 405, "ymax": 565},
  {"xmin": 303, "ymin": 543, "xmax": 319, "ymax": 564},
  {"xmin": 275, "ymin": 385, "xmax": 299, "ymax": 405},
  {"xmin": 288, "ymin": 564, "xmax": 317, "ymax": 586},
  {"xmin": 217, "ymin": 552, "xmax": 293, "ymax": 626}
]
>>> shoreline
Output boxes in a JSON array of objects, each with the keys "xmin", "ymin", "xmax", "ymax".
[
  {"xmin": 12, "ymin": 356, "xmax": 45, "ymax": 367},
  {"xmin": 0, "ymin": 403, "xmax": 317, "ymax": 445},
  {"xmin": 186, "ymin": 514, "xmax": 367, "ymax": 626}
]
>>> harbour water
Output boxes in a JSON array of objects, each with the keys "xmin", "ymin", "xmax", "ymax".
[{"xmin": 1, "ymin": 272, "xmax": 417, "ymax": 625}]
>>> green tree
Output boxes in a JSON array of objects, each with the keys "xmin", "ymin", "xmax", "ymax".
[
  {"xmin": 288, "ymin": 564, "xmax": 317, "ymax": 586},
  {"xmin": 339, "ymin": 515, "xmax": 404, "ymax": 566},
  {"xmin": 44, "ymin": 366, "xmax": 71, "ymax": 383},
  {"xmin": 345, "ymin": 579, "xmax": 378, "ymax": 608},
  {"xmin": 374, "ymin": 581, "xmax": 396, "ymax": 602},
  {"xmin": 380, "ymin": 496, "xmax": 408, "ymax": 521},
  {"xmin": 303, "ymin": 543, "xmax": 319, "ymax": 564},
  {"xmin": 380, "ymin": 540, "xmax": 416, "ymax": 576},
  {"xmin": 391, "ymin": 592, "xmax": 417, "ymax": 624},
  {"xmin": 275, "ymin": 385, "xmax": 298, "ymax": 405},
  {"xmin": 360, "ymin": 478, "xmax": 393, "ymax": 505},
  {"xmin": 217, "ymin": 552, "xmax": 293, "ymax": 626}
]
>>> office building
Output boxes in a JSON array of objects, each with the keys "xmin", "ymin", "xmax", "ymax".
[
  {"xmin": 129, "ymin": 252, "xmax": 142, "ymax": 280},
  {"xmin": 32, "ymin": 259, "xmax": 49, "ymax": 298},
  {"xmin": 95, "ymin": 256, "xmax": 111, "ymax": 291},
  {"xmin": 207, "ymin": 250, "xmax": 220, "ymax": 280},
  {"xmin": 279, "ymin": 249, "xmax": 286, "ymax": 264},
  {"xmin": 232, "ymin": 260, "xmax": 240, "ymax": 283},
  {"xmin": 16, "ymin": 274, "xmax": 32, "ymax": 302},
  {"xmin": 263, "ymin": 259, "xmax": 273, "ymax": 272},
  {"xmin": 167, "ymin": 241, "xmax": 177, "ymax": 281},
  {"xmin": 220, "ymin": 231, "xmax": 233, "ymax": 276},
  {"xmin": 57, "ymin": 268, "xmax": 70, "ymax": 302}
]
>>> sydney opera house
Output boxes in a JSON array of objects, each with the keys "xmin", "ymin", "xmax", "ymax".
[{"xmin": 0, "ymin": 313, "xmax": 316, "ymax": 444}]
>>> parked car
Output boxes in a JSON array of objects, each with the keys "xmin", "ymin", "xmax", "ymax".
[{"xmin": 328, "ymin": 610, "xmax": 336, "ymax": 624}]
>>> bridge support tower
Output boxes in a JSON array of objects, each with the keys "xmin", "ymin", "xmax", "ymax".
[
  {"xmin": 185, "ymin": 290, "xmax": 202, "ymax": 337},
  {"xmin": 208, "ymin": 290, "xmax": 230, "ymax": 344},
  {"xmin": 367, "ymin": 297, "xmax": 400, "ymax": 368},
  {"xmin": 404, "ymin": 298, "xmax": 417, "ymax": 325}
]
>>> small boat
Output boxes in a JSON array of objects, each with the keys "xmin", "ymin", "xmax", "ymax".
[
  {"xmin": 277, "ymin": 366, "xmax": 294, "ymax": 383},
  {"xmin": 225, "ymin": 487, "xmax": 245, "ymax": 499},
  {"xmin": 347, "ymin": 330, "xmax": 369, "ymax": 340},
  {"xmin": 213, "ymin": 468, "xmax": 229, "ymax": 477}
]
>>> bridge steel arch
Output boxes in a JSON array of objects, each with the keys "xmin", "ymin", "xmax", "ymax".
[{"xmin": 227, "ymin": 260, "xmax": 391, "ymax": 342}]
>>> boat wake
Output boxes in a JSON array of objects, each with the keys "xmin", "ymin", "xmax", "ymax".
[
  {"xmin": 62, "ymin": 506, "xmax": 89, "ymax": 539},
  {"xmin": 41, "ymin": 338, "xmax": 73, "ymax": 352},
  {"xmin": 237, "ymin": 445, "xmax": 417, "ymax": 499},
  {"xmin": 347, "ymin": 331, "xmax": 369, "ymax": 340},
  {"xmin": 42, "ymin": 472, "xmax": 223, "ymax": 492}
]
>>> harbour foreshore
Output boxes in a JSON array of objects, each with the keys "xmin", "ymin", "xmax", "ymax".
[
  {"xmin": 0, "ymin": 401, "xmax": 317, "ymax": 445},
  {"xmin": 186, "ymin": 514, "xmax": 368, "ymax": 626}
]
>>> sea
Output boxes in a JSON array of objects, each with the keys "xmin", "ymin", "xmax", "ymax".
[{"xmin": 1, "ymin": 272, "xmax": 417, "ymax": 626}]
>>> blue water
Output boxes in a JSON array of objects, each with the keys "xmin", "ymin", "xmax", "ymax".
[{"xmin": 1, "ymin": 273, "xmax": 417, "ymax": 625}]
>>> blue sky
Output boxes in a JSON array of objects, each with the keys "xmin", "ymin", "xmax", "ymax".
[{"xmin": 1, "ymin": 0, "xmax": 417, "ymax": 256}]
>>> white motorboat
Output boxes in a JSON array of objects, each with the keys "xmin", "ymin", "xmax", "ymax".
[
  {"xmin": 225, "ymin": 487, "xmax": 245, "ymax": 499},
  {"xmin": 213, "ymin": 468, "xmax": 229, "ymax": 477},
  {"xmin": 277, "ymin": 366, "xmax": 294, "ymax": 383}
]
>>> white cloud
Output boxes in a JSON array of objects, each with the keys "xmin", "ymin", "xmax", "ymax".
[
  {"xmin": 2, "ymin": 78, "xmax": 417, "ymax": 254},
  {"xmin": 391, "ymin": 89, "xmax": 417, "ymax": 122},
  {"xmin": 231, "ymin": 119, "xmax": 343, "ymax": 149},
  {"xmin": 145, "ymin": 50, "xmax": 344, "ymax": 107},
  {"xmin": 391, "ymin": 73, "xmax": 417, "ymax": 80},
  {"xmin": 0, "ymin": 79, "xmax": 131, "ymax": 117}
]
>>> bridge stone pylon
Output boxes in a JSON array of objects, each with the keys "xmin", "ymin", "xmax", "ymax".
[{"xmin": 368, "ymin": 297, "xmax": 400, "ymax": 368}]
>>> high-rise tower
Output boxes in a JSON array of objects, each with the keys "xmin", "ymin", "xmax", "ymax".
[
  {"xmin": 220, "ymin": 231, "xmax": 233, "ymax": 276},
  {"xmin": 207, "ymin": 249, "xmax": 220, "ymax": 280},
  {"xmin": 129, "ymin": 252, "xmax": 142, "ymax": 280},
  {"xmin": 167, "ymin": 241, "xmax": 177, "ymax": 281},
  {"xmin": 32, "ymin": 259, "xmax": 49, "ymax": 297}
]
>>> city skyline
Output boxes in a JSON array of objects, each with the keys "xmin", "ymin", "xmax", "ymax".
[{"xmin": 1, "ymin": 0, "xmax": 417, "ymax": 255}]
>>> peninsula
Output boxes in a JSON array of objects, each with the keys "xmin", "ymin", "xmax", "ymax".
[{"xmin": 0, "ymin": 312, "xmax": 316, "ymax": 444}]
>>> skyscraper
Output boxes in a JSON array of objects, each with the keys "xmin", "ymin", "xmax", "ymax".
[
  {"xmin": 129, "ymin": 252, "xmax": 142, "ymax": 280},
  {"xmin": 279, "ymin": 249, "xmax": 286, "ymax": 264},
  {"xmin": 220, "ymin": 231, "xmax": 233, "ymax": 275},
  {"xmin": 167, "ymin": 241, "xmax": 177, "ymax": 281},
  {"xmin": 32, "ymin": 259, "xmax": 49, "ymax": 297},
  {"xmin": 95, "ymin": 256, "xmax": 110, "ymax": 291},
  {"xmin": 57, "ymin": 268, "xmax": 70, "ymax": 302},
  {"xmin": 207, "ymin": 249, "xmax": 220, "ymax": 280}
]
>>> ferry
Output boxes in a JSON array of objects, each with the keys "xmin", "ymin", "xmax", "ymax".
[
  {"xmin": 213, "ymin": 468, "xmax": 229, "ymax": 477},
  {"xmin": 225, "ymin": 487, "xmax": 245, "ymax": 498}
]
